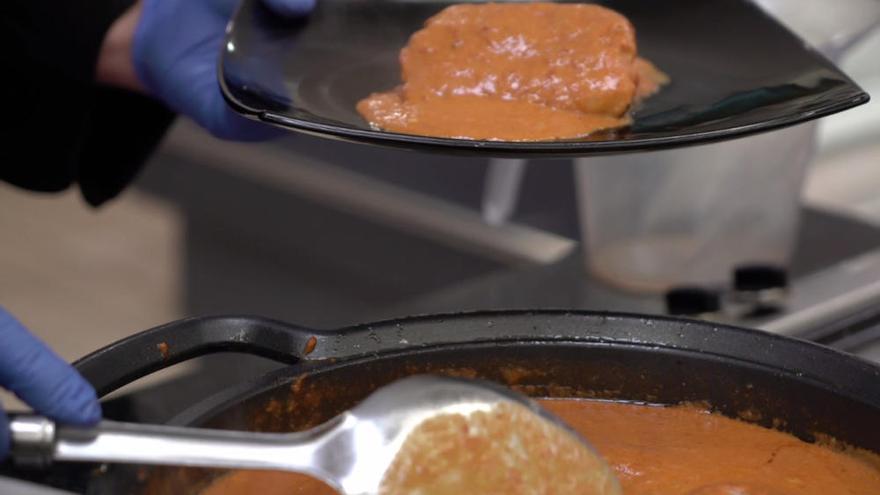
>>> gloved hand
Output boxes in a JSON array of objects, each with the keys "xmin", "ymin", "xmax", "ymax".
[
  {"xmin": 0, "ymin": 307, "xmax": 101, "ymax": 460},
  {"xmin": 133, "ymin": 0, "xmax": 316, "ymax": 141}
]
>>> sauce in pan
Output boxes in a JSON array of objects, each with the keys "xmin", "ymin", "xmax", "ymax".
[
  {"xmin": 201, "ymin": 400, "xmax": 880, "ymax": 495},
  {"xmin": 356, "ymin": 3, "xmax": 667, "ymax": 141}
]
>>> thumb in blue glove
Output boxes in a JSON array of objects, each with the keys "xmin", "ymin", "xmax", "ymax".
[
  {"xmin": 261, "ymin": 0, "xmax": 316, "ymax": 17},
  {"xmin": 133, "ymin": 0, "xmax": 316, "ymax": 141},
  {"xmin": 0, "ymin": 307, "xmax": 101, "ymax": 460}
]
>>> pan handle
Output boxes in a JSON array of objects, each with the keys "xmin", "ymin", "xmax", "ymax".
[{"xmin": 73, "ymin": 316, "xmax": 316, "ymax": 398}]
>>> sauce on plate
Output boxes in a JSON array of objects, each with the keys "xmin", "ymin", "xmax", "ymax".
[{"xmin": 356, "ymin": 3, "xmax": 667, "ymax": 141}]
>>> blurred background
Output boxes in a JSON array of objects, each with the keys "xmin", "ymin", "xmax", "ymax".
[{"xmin": 1, "ymin": 1, "xmax": 879, "ymax": 409}]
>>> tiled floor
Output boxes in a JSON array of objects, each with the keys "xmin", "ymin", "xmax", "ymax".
[
  {"xmin": 0, "ymin": 185, "xmax": 184, "ymax": 358},
  {"xmin": 0, "ymin": 185, "xmax": 184, "ymax": 407}
]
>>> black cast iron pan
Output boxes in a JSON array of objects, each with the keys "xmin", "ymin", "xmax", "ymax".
[{"xmin": 11, "ymin": 311, "xmax": 880, "ymax": 493}]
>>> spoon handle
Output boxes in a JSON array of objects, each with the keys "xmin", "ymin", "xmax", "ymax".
[{"xmin": 9, "ymin": 415, "xmax": 333, "ymax": 474}]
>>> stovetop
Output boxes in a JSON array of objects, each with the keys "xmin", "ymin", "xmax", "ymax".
[
  {"xmin": 83, "ymin": 206, "xmax": 880, "ymax": 429},
  {"xmin": 122, "ymin": 122, "xmax": 880, "ymax": 431}
]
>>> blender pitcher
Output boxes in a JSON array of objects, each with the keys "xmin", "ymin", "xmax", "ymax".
[
  {"xmin": 576, "ymin": 124, "xmax": 815, "ymax": 293},
  {"xmin": 575, "ymin": 0, "xmax": 879, "ymax": 293}
]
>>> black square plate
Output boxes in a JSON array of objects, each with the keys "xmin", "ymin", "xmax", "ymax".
[{"xmin": 220, "ymin": 0, "xmax": 869, "ymax": 156}]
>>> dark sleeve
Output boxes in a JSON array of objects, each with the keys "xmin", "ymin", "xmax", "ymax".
[{"xmin": 0, "ymin": 0, "xmax": 175, "ymax": 207}]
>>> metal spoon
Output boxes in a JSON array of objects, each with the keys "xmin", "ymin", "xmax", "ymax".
[{"xmin": 10, "ymin": 375, "xmax": 620, "ymax": 495}]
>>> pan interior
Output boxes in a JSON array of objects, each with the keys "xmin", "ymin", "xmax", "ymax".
[{"xmin": 98, "ymin": 342, "xmax": 880, "ymax": 495}]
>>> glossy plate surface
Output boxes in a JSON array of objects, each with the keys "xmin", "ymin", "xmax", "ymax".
[{"xmin": 221, "ymin": 0, "xmax": 869, "ymax": 156}]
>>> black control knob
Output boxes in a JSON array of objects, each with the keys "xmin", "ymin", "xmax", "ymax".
[
  {"xmin": 731, "ymin": 264, "xmax": 789, "ymax": 314},
  {"xmin": 665, "ymin": 287, "xmax": 722, "ymax": 317},
  {"xmin": 734, "ymin": 265, "xmax": 788, "ymax": 292}
]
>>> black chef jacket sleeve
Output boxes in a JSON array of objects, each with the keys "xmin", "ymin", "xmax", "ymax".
[{"xmin": 1, "ymin": 0, "xmax": 175, "ymax": 207}]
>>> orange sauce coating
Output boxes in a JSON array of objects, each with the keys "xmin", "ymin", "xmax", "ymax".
[
  {"xmin": 201, "ymin": 401, "xmax": 880, "ymax": 495},
  {"xmin": 380, "ymin": 402, "xmax": 619, "ymax": 495},
  {"xmin": 356, "ymin": 3, "xmax": 667, "ymax": 141}
]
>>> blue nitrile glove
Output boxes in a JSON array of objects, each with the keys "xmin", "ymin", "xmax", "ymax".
[
  {"xmin": 133, "ymin": 0, "xmax": 315, "ymax": 141},
  {"xmin": 0, "ymin": 307, "xmax": 101, "ymax": 460}
]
